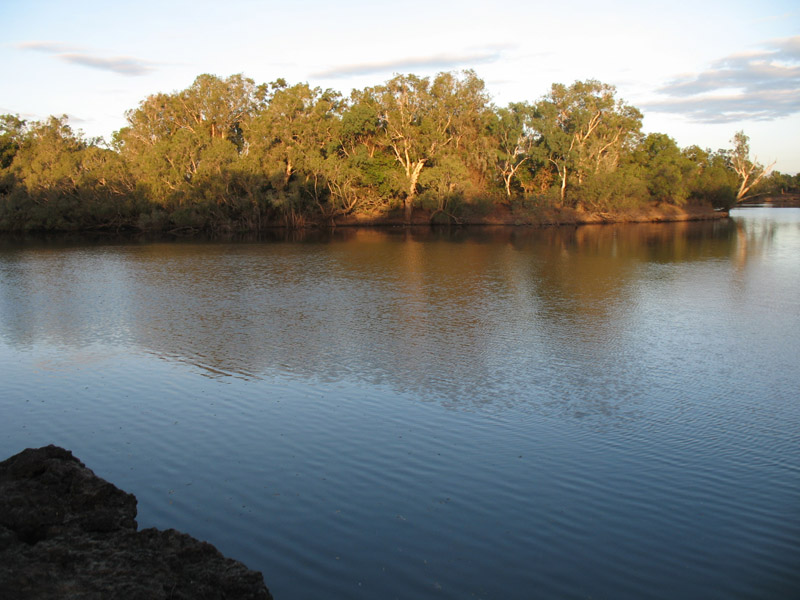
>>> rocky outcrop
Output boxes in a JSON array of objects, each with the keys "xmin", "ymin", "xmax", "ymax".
[{"xmin": 0, "ymin": 445, "xmax": 272, "ymax": 599}]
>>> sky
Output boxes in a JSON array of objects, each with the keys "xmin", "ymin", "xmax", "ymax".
[{"xmin": 2, "ymin": 0, "xmax": 799, "ymax": 173}]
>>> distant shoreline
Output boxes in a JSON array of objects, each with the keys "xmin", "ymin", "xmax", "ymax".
[
  {"xmin": 6, "ymin": 72, "xmax": 789, "ymax": 236},
  {"xmin": 736, "ymin": 193, "xmax": 800, "ymax": 208},
  {"xmin": 331, "ymin": 202, "xmax": 727, "ymax": 228},
  {"xmin": 0, "ymin": 202, "xmax": 730, "ymax": 236}
]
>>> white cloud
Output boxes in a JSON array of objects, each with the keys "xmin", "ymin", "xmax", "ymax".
[
  {"xmin": 16, "ymin": 41, "xmax": 157, "ymax": 76},
  {"xmin": 59, "ymin": 54, "xmax": 156, "ymax": 76},
  {"xmin": 643, "ymin": 36, "xmax": 800, "ymax": 122},
  {"xmin": 16, "ymin": 41, "xmax": 81, "ymax": 53},
  {"xmin": 312, "ymin": 47, "xmax": 508, "ymax": 78}
]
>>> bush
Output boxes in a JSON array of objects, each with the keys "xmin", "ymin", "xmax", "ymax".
[
  {"xmin": 575, "ymin": 169, "xmax": 649, "ymax": 212},
  {"xmin": 137, "ymin": 209, "xmax": 171, "ymax": 231}
]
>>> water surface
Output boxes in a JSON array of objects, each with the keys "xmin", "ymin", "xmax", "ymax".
[{"xmin": 1, "ymin": 208, "xmax": 799, "ymax": 599}]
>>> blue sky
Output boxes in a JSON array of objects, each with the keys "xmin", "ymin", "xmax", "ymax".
[{"xmin": 2, "ymin": 0, "xmax": 799, "ymax": 172}]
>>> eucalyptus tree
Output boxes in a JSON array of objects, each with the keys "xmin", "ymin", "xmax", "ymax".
[
  {"xmin": 247, "ymin": 82, "xmax": 341, "ymax": 188},
  {"xmin": 534, "ymin": 80, "xmax": 642, "ymax": 205},
  {"xmin": 2, "ymin": 69, "xmax": 760, "ymax": 230},
  {"xmin": 116, "ymin": 73, "xmax": 260, "ymax": 207},
  {"xmin": 329, "ymin": 93, "xmax": 394, "ymax": 210},
  {"xmin": 431, "ymin": 70, "xmax": 494, "ymax": 188},
  {"xmin": 366, "ymin": 73, "xmax": 435, "ymax": 220},
  {"xmin": 243, "ymin": 81, "xmax": 343, "ymax": 223},
  {"xmin": 759, "ymin": 170, "xmax": 800, "ymax": 195},
  {"xmin": 367, "ymin": 70, "xmax": 491, "ymax": 222},
  {"xmin": 9, "ymin": 116, "xmax": 85, "ymax": 198},
  {"xmin": 680, "ymin": 145, "xmax": 738, "ymax": 208},
  {"xmin": 730, "ymin": 131, "xmax": 775, "ymax": 202},
  {"xmin": 0, "ymin": 114, "xmax": 26, "ymax": 171},
  {"xmin": 178, "ymin": 73, "xmax": 262, "ymax": 150},
  {"xmin": 636, "ymin": 133, "xmax": 694, "ymax": 204},
  {"xmin": 1, "ymin": 115, "xmax": 87, "ymax": 228},
  {"xmin": 1, "ymin": 115, "xmax": 138, "ymax": 228},
  {"xmin": 120, "ymin": 73, "xmax": 260, "ymax": 153},
  {"xmin": 488, "ymin": 102, "xmax": 537, "ymax": 198},
  {"xmin": 338, "ymin": 94, "xmax": 382, "ymax": 160},
  {"xmin": 0, "ymin": 114, "xmax": 26, "ymax": 197}
]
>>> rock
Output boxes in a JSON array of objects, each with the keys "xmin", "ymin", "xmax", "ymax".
[{"xmin": 0, "ymin": 445, "xmax": 272, "ymax": 600}]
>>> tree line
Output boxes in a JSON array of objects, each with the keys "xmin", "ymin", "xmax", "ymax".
[{"xmin": 0, "ymin": 71, "xmax": 790, "ymax": 231}]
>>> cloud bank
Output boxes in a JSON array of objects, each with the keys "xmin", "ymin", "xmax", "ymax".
[
  {"xmin": 312, "ymin": 47, "xmax": 508, "ymax": 78},
  {"xmin": 644, "ymin": 36, "xmax": 800, "ymax": 123},
  {"xmin": 16, "ymin": 41, "xmax": 156, "ymax": 76}
]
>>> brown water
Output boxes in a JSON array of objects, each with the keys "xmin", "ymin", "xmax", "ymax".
[{"xmin": 1, "ymin": 208, "xmax": 799, "ymax": 599}]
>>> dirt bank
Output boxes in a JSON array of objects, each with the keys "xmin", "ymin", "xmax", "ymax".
[{"xmin": 332, "ymin": 202, "xmax": 727, "ymax": 228}]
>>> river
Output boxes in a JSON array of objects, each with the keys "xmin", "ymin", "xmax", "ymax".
[{"xmin": 1, "ymin": 207, "xmax": 798, "ymax": 599}]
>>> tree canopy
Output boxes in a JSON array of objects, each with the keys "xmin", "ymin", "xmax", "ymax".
[{"xmin": 0, "ymin": 71, "xmax": 784, "ymax": 232}]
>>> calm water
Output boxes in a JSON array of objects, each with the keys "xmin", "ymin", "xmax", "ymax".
[{"xmin": 1, "ymin": 208, "xmax": 799, "ymax": 599}]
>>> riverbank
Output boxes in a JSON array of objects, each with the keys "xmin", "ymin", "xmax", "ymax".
[
  {"xmin": 738, "ymin": 193, "xmax": 800, "ymax": 207},
  {"xmin": 333, "ymin": 201, "xmax": 727, "ymax": 228},
  {"xmin": 0, "ymin": 198, "xmax": 727, "ymax": 235}
]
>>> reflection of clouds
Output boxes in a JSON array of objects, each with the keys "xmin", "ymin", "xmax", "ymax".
[
  {"xmin": 0, "ymin": 219, "xmax": 757, "ymax": 422},
  {"xmin": 643, "ymin": 36, "xmax": 800, "ymax": 122},
  {"xmin": 0, "ymin": 246, "xmax": 134, "ymax": 350},
  {"xmin": 125, "ymin": 234, "xmax": 509, "ymax": 395},
  {"xmin": 33, "ymin": 349, "xmax": 122, "ymax": 373}
]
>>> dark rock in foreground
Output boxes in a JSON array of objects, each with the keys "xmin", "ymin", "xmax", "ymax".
[{"xmin": 0, "ymin": 445, "xmax": 272, "ymax": 599}]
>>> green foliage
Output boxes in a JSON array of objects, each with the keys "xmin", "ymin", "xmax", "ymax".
[
  {"xmin": 575, "ymin": 165, "xmax": 649, "ymax": 212},
  {"xmin": 0, "ymin": 115, "xmax": 26, "ymax": 196},
  {"xmin": 0, "ymin": 114, "xmax": 26, "ymax": 171},
  {"xmin": 755, "ymin": 170, "xmax": 800, "ymax": 195},
  {"xmin": 487, "ymin": 102, "xmax": 536, "ymax": 197},
  {"xmin": 684, "ymin": 150, "xmax": 739, "ymax": 209},
  {"xmin": 532, "ymin": 80, "xmax": 643, "ymax": 206},
  {"xmin": 1, "ymin": 71, "xmax": 766, "ymax": 231},
  {"xmin": 634, "ymin": 133, "xmax": 694, "ymax": 205}
]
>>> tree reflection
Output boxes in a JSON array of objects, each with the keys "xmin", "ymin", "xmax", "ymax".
[{"xmin": 0, "ymin": 212, "xmax": 795, "ymax": 421}]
